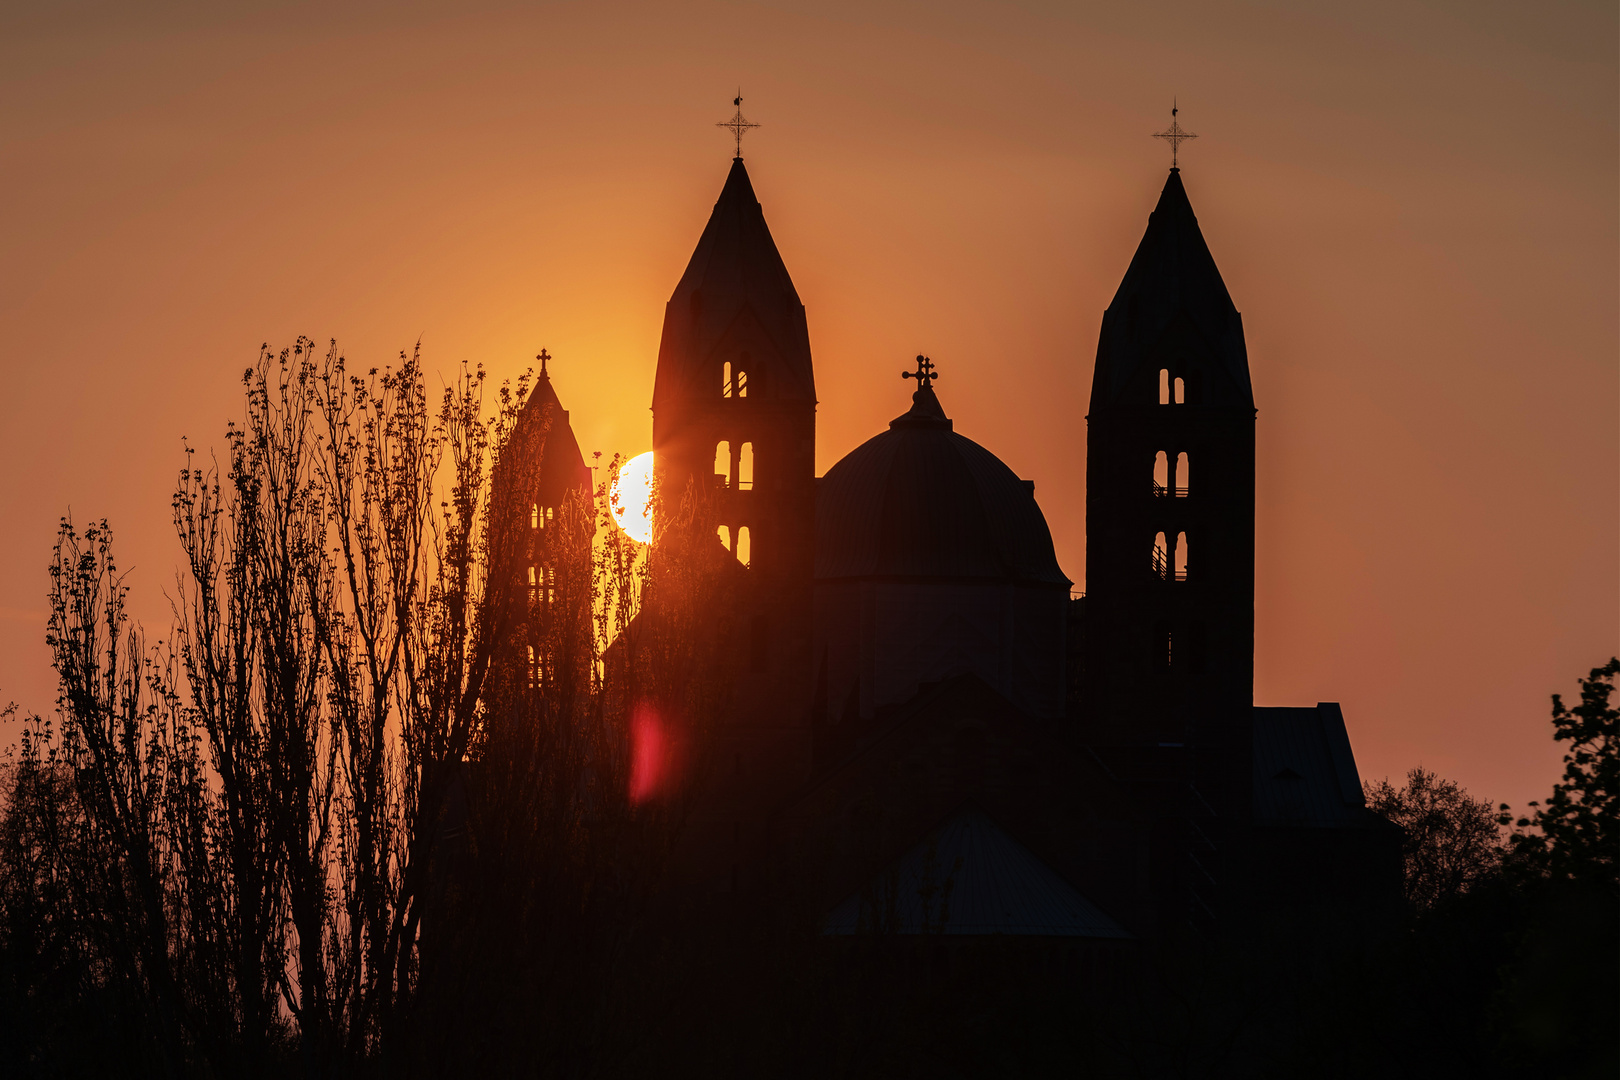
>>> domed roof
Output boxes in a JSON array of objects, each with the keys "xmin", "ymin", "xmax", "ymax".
[{"xmin": 815, "ymin": 380, "xmax": 1069, "ymax": 587}]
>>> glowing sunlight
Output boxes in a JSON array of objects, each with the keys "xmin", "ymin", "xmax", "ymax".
[{"xmin": 610, "ymin": 451, "xmax": 655, "ymax": 543}]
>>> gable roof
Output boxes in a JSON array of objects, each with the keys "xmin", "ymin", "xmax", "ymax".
[
  {"xmin": 1253, "ymin": 703, "xmax": 1382, "ymax": 829},
  {"xmin": 822, "ymin": 803, "xmax": 1130, "ymax": 938}
]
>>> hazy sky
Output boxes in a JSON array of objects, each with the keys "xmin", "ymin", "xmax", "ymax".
[{"xmin": 2, "ymin": 0, "xmax": 1615, "ymax": 812}]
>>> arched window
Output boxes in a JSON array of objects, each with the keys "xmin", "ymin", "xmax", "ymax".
[
  {"xmin": 1153, "ymin": 451, "xmax": 1169, "ymax": 495},
  {"xmin": 1152, "ymin": 531, "xmax": 1169, "ymax": 579},
  {"xmin": 531, "ymin": 502, "xmax": 540, "ymax": 529},
  {"xmin": 1152, "ymin": 620, "xmax": 1173, "ymax": 672},
  {"xmin": 1159, "ymin": 369, "xmax": 1170, "ymax": 405},
  {"xmin": 528, "ymin": 645, "xmax": 550, "ymax": 688},
  {"xmin": 736, "ymin": 525, "xmax": 751, "ymax": 567},
  {"xmin": 722, "ymin": 361, "xmax": 732, "ymax": 398},
  {"xmin": 714, "ymin": 440, "xmax": 731, "ymax": 485},
  {"xmin": 717, "ymin": 524, "xmax": 731, "ymax": 551},
  {"xmin": 738, "ymin": 442, "xmax": 754, "ymax": 489},
  {"xmin": 735, "ymin": 368, "xmax": 748, "ymax": 398},
  {"xmin": 1174, "ymin": 531, "xmax": 1189, "ymax": 580},
  {"xmin": 1174, "ymin": 376, "xmax": 1186, "ymax": 404},
  {"xmin": 1175, "ymin": 452, "xmax": 1189, "ymax": 496},
  {"xmin": 529, "ymin": 565, "xmax": 555, "ymax": 604}
]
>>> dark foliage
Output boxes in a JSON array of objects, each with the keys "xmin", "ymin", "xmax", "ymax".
[
  {"xmin": 1365, "ymin": 766, "xmax": 1502, "ymax": 909},
  {"xmin": 0, "ymin": 344, "xmax": 1614, "ymax": 1076},
  {"xmin": 1501, "ymin": 658, "xmax": 1619, "ymax": 891}
]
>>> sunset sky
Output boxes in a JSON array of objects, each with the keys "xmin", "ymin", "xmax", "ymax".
[{"xmin": 2, "ymin": 0, "xmax": 1614, "ymax": 813}]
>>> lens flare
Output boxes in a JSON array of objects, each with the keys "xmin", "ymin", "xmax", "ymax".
[
  {"xmin": 628, "ymin": 706, "xmax": 666, "ymax": 804},
  {"xmin": 610, "ymin": 451, "xmax": 655, "ymax": 544}
]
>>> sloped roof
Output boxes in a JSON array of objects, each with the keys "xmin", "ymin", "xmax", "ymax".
[
  {"xmin": 1090, "ymin": 169, "xmax": 1254, "ymax": 410},
  {"xmin": 1253, "ymin": 703, "xmax": 1379, "ymax": 829},
  {"xmin": 815, "ymin": 385, "xmax": 1070, "ymax": 587},
  {"xmin": 651, "ymin": 158, "xmax": 815, "ymax": 408},
  {"xmin": 822, "ymin": 804, "xmax": 1129, "ymax": 938},
  {"xmin": 497, "ymin": 368, "xmax": 592, "ymax": 503}
]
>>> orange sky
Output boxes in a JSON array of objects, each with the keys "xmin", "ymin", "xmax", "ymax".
[{"xmin": 2, "ymin": 0, "xmax": 1615, "ymax": 813}]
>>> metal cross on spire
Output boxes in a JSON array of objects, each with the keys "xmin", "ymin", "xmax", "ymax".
[
  {"xmin": 537, "ymin": 348, "xmax": 550, "ymax": 377},
  {"xmin": 902, "ymin": 354, "xmax": 940, "ymax": 390},
  {"xmin": 717, "ymin": 91, "xmax": 760, "ymax": 159},
  {"xmin": 1153, "ymin": 100, "xmax": 1198, "ymax": 168}
]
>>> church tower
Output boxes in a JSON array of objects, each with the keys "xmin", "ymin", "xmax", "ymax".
[
  {"xmin": 487, "ymin": 356, "xmax": 595, "ymax": 707},
  {"xmin": 652, "ymin": 154, "xmax": 819, "ymax": 819},
  {"xmin": 1083, "ymin": 166, "xmax": 1256, "ymax": 931}
]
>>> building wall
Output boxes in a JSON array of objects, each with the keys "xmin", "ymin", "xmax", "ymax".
[{"xmin": 815, "ymin": 579, "xmax": 1068, "ymax": 721}]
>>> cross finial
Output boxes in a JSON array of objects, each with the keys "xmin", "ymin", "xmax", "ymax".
[
  {"xmin": 717, "ymin": 90, "xmax": 760, "ymax": 159},
  {"xmin": 901, "ymin": 354, "xmax": 940, "ymax": 390},
  {"xmin": 1153, "ymin": 99, "xmax": 1198, "ymax": 169},
  {"xmin": 537, "ymin": 349, "xmax": 549, "ymax": 377}
]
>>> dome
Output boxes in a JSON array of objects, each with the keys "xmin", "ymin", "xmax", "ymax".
[{"xmin": 815, "ymin": 383, "xmax": 1069, "ymax": 588}]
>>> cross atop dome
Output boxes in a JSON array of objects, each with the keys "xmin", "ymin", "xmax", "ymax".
[
  {"xmin": 717, "ymin": 91, "xmax": 760, "ymax": 159},
  {"xmin": 902, "ymin": 354, "xmax": 940, "ymax": 390},
  {"xmin": 1153, "ymin": 100, "xmax": 1197, "ymax": 169}
]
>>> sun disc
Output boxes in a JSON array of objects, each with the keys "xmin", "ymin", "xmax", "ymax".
[{"xmin": 610, "ymin": 451, "xmax": 655, "ymax": 544}]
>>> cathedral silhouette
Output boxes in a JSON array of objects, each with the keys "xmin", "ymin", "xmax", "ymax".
[{"xmin": 509, "ymin": 150, "xmax": 1399, "ymax": 942}]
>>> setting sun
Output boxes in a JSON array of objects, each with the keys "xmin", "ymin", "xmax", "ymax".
[
  {"xmin": 0, "ymin": 3, "xmax": 1611, "ymax": 1069},
  {"xmin": 610, "ymin": 451, "xmax": 655, "ymax": 543}
]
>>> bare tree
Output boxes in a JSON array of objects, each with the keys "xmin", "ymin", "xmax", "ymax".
[
  {"xmin": 2, "ymin": 338, "xmax": 737, "ymax": 1076},
  {"xmin": 1365, "ymin": 767, "xmax": 1502, "ymax": 911}
]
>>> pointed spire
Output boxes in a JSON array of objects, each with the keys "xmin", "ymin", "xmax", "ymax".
[
  {"xmin": 521, "ymin": 352, "xmax": 573, "ymax": 424},
  {"xmin": 496, "ymin": 351, "xmax": 591, "ymax": 518},
  {"xmin": 652, "ymin": 157, "xmax": 814, "ymax": 409},
  {"xmin": 1089, "ymin": 169, "xmax": 1253, "ymax": 410}
]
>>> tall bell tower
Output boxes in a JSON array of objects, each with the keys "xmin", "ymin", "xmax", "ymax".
[
  {"xmin": 651, "ymin": 146, "xmax": 818, "ymax": 853},
  {"xmin": 1083, "ymin": 161, "xmax": 1256, "ymax": 931}
]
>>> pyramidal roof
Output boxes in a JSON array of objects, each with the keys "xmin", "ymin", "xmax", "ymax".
[
  {"xmin": 498, "ymin": 363, "xmax": 591, "ymax": 505},
  {"xmin": 652, "ymin": 158, "xmax": 815, "ymax": 408},
  {"xmin": 1090, "ymin": 169, "xmax": 1253, "ymax": 410}
]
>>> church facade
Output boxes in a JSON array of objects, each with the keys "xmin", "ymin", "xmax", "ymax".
[{"xmin": 515, "ymin": 152, "xmax": 1399, "ymax": 942}]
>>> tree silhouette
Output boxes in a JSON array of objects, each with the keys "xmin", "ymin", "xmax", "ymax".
[
  {"xmin": 0, "ymin": 340, "xmax": 735, "ymax": 1077},
  {"xmin": 1365, "ymin": 766, "xmax": 1502, "ymax": 911},
  {"xmin": 1501, "ymin": 657, "xmax": 1619, "ymax": 891}
]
